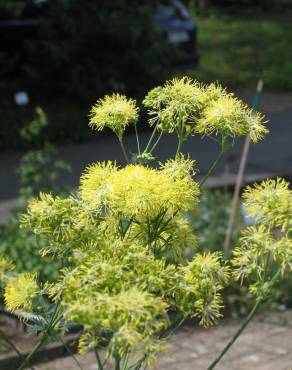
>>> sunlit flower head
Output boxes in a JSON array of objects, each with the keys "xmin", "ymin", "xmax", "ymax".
[
  {"xmin": 80, "ymin": 161, "xmax": 117, "ymax": 208},
  {"xmin": 195, "ymin": 96, "xmax": 268, "ymax": 142},
  {"xmin": 89, "ymin": 94, "xmax": 139, "ymax": 137},
  {"xmin": 176, "ymin": 252, "xmax": 229, "ymax": 326},
  {"xmin": 243, "ymin": 178, "xmax": 292, "ymax": 231},
  {"xmin": 64, "ymin": 287, "xmax": 168, "ymax": 356},
  {"xmin": 5, "ymin": 273, "xmax": 38, "ymax": 311},
  {"xmin": 159, "ymin": 154, "xmax": 196, "ymax": 180},
  {"xmin": 80, "ymin": 161, "xmax": 200, "ymax": 219},
  {"xmin": 200, "ymin": 82, "xmax": 229, "ymax": 107},
  {"xmin": 143, "ymin": 77, "xmax": 202, "ymax": 133}
]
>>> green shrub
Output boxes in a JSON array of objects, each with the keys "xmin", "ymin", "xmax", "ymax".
[
  {"xmin": 0, "ymin": 107, "xmax": 70, "ymax": 282},
  {"xmin": 24, "ymin": 0, "xmax": 171, "ymax": 100}
]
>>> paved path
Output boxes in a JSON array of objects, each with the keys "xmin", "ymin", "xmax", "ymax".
[
  {"xmin": 1, "ymin": 89, "xmax": 292, "ymax": 204},
  {"xmin": 36, "ymin": 311, "xmax": 292, "ymax": 370}
]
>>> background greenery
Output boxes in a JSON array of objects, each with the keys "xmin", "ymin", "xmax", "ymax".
[{"xmin": 1, "ymin": 3, "xmax": 292, "ymax": 150}]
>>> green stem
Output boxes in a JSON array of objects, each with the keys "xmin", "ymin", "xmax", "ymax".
[
  {"xmin": 175, "ymin": 137, "xmax": 184, "ymax": 158},
  {"xmin": 199, "ymin": 144, "xmax": 226, "ymax": 186},
  {"xmin": 94, "ymin": 347, "xmax": 104, "ymax": 370},
  {"xmin": 161, "ymin": 315, "xmax": 185, "ymax": 340},
  {"xmin": 57, "ymin": 335, "xmax": 83, "ymax": 370},
  {"xmin": 144, "ymin": 121, "xmax": 159, "ymax": 153},
  {"xmin": 206, "ymin": 299, "xmax": 261, "ymax": 370},
  {"xmin": 121, "ymin": 351, "xmax": 129, "ymax": 370},
  {"xmin": 115, "ymin": 354, "xmax": 121, "ymax": 370},
  {"xmin": 18, "ymin": 304, "xmax": 60, "ymax": 370},
  {"xmin": 134, "ymin": 124, "xmax": 141, "ymax": 155},
  {"xmin": 207, "ymin": 269, "xmax": 281, "ymax": 370},
  {"xmin": 0, "ymin": 328, "xmax": 35, "ymax": 370},
  {"xmin": 118, "ymin": 136, "xmax": 130, "ymax": 164},
  {"xmin": 18, "ymin": 332, "xmax": 48, "ymax": 370},
  {"xmin": 130, "ymin": 355, "xmax": 147, "ymax": 370},
  {"xmin": 149, "ymin": 131, "xmax": 163, "ymax": 154}
]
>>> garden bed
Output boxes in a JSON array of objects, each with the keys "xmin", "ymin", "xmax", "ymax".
[{"xmin": 0, "ymin": 314, "xmax": 79, "ymax": 369}]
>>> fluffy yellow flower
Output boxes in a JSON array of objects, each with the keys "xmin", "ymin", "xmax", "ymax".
[
  {"xmin": 80, "ymin": 162, "xmax": 200, "ymax": 219},
  {"xmin": 143, "ymin": 77, "xmax": 202, "ymax": 133},
  {"xmin": 243, "ymin": 178, "xmax": 292, "ymax": 232},
  {"xmin": 195, "ymin": 96, "xmax": 268, "ymax": 142},
  {"xmin": 89, "ymin": 94, "xmax": 139, "ymax": 137},
  {"xmin": 80, "ymin": 161, "xmax": 117, "ymax": 208},
  {"xmin": 5, "ymin": 273, "xmax": 38, "ymax": 311}
]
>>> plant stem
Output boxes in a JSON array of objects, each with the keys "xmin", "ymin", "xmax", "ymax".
[
  {"xmin": 175, "ymin": 137, "xmax": 184, "ymax": 158},
  {"xmin": 57, "ymin": 335, "xmax": 83, "ymax": 370},
  {"xmin": 207, "ymin": 269, "xmax": 281, "ymax": 370},
  {"xmin": 144, "ymin": 121, "xmax": 158, "ymax": 153},
  {"xmin": 121, "ymin": 351, "xmax": 129, "ymax": 370},
  {"xmin": 149, "ymin": 131, "xmax": 163, "ymax": 154},
  {"xmin": 115, "ymin": 354, "xmax": 121, "ymax": 370},
  {"xmin": 199, "ymin": 145, "xmax": 225, "ymax": 186},
  {"xmin": 0, "ymin": 328, "xmax": 35, "ymax": 370},
  {"xmin": 18, "ymin": 303, "xmax": 60, "ymax": 370},
  {"xmin": 206, "ymin": 299, "xmax": 261, "ymax": 370},
  {"xmin": 18, "ymin": 332, "xmax": 48, "ymax": 370},
  {"xmin": 118, "ymin": 137, "xmax": 130, "ymax": 164},
  {"xmin": 94, "ymin": 347, "xmax": 104, "ymax": 370},
  {"xmin": 134, "ymin": 124, "xmax": 141, "ymax": 155}
]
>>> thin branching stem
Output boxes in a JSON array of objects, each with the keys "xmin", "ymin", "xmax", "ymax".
[
  {"xmin": 118, "ymin": 136, "xmax": 130, "ymax": 164},
  {"xmin": 175, "ymin": 137, "xmax": 184, "ymax": 158},
  {"xmin": 121, "ymin": 351, "xmax": 129, "ymax": 370},
  {"xmin": 200, "ymin": 137, "xmax": 229, "ymax": 186},
  {"xmin": 56, "ymin": 334, "xmax": 83, "ymax": 370},
  {"xmin": 149, "ymin": 131, "xmax": 163, "ymax": 154},
  {"xmin": 134, "ymin": 124, "xmax": 141, "ymax": 155},
  {"xmin": 0, "ymin": 328, "xmax": 35, "ymax": 370},
  {"xmin": 144, "ymin": 121, "xmax": 159, "ymax": 153},
  {"xmin": 115, "ymin": 353, "xmax": 121, "ymax": 370},
  {"xmin": 206, "ymin": 269, "xmax": 281, "ymax": 370},
  {"xmin": 206, "ymin": 299, "xmax": 261, "ymax": 370},
  {"xmin": 18, "ymin": 303, "xmax": 61, "ymax": 370},
  {"xmin": 94, "ymin": 347, "xmax": 104, "ymax": 370}
]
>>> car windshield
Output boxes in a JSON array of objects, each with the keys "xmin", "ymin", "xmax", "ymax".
[{"xmin": 156, "ymin": 0, "xmax": 189, "ymax": 19}]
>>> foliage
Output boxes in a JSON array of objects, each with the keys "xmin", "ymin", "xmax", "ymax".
[
  {"xmin": 24, "ymin": 0, "xmax": 171, "ymax": 100},
  {"xmin": 17, "ymin": 106, "xmax": 70, "ymax": 203},
  {"xmin": 0, "ymin": 107, "xmax": 69, "ymax": 282},
  {"xmin": 190, "ymin": 189, "xmax": 244, "ymax": 253},
  {"xmin": 186, "ymin": 5, "xmax": 292, "ymax": 89},
  {"xmin": 2, "ymin": 77, "xmax": 290, "ymax": 370},
  {"xmin": 232, "ymin": 178, "xmax": 292, "ymax": 298}
]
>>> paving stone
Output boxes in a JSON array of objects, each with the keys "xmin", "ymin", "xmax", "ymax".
[{"xmin": 36, "ymin": 312, "xmax": 292, "ymax": 370}]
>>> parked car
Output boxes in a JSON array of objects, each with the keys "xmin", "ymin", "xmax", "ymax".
[
  {"xmin": 0, "ymin": 0, "xmax": 198, "ymax": 63},
  {"xmin": 155, "ymin": 0, "xmax": 199, "ymax": 64}
]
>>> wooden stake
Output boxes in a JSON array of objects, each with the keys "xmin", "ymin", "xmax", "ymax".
[{"xmin": 223, "ymin": 80, "xmax": 264, "ymax": 254}]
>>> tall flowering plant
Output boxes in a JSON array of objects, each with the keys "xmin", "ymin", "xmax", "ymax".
[{"xmin": 1, "ymin": 77, "xmax": 291, "ymax": 370}]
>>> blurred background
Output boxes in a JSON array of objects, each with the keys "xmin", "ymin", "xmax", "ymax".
[
  {"xmin": 0, "ymin": 2, "xmax": 291, "ymax": 368},
  {"xmin": 0, "ymin": 0, "xmax": 291, "ymax": 203}
]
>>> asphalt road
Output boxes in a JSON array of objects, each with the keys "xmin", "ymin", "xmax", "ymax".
[{"xmin": 0, "ymin": 90, "xmax": 291, "ymax": 201}]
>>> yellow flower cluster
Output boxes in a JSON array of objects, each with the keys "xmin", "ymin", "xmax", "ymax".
[
  {"xmin": 232, "ymin": 178, "xmax": 292, "ymax": 297},
  {"xmin": 143, "ymin": 77, "xmax": 268, "ymax": 142},
  {"xmin": 89, "ymin": 94, "xmax": 139, "ymax": 138},
  {"xmin": 80, "ymin": 160, "xmax": 200, "ymax": 219},
  {"xmin": 143, "ymin": 77, "xmax": 202, "ymax": 133},
  {"xmin": 243, "ymin": 178, "xmax": 292, "ymax": 232},
  {"xmin": 4, "ymin": 273, "xmax": 38, "ymax": 311},
  {"xmin": 18, "ymin": 154, "xmax": 231, "ymax": 359},
  {"xmin": 195, "ymin": 96, "xmax": 267, "ymax": 142}
]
